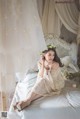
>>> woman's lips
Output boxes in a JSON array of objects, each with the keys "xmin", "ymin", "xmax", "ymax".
[{"xmin": 49, "ymin": 59, "xmax": 53, "ymax": 60}]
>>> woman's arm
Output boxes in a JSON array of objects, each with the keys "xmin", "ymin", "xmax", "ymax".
[{"xmin": 37, "ymin": 58, "xmax": 45, "ymax": 78}]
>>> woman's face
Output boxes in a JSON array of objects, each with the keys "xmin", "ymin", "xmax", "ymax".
[{"xmin": 44, "ymin": 50, "xmax": 55, "ymax": 62}]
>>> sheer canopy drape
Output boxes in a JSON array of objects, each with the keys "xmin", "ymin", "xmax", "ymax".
[
  {"xmin": 0, "ymin": 0, "xmax": 46, "ymax": 92},
  {"xmin": 55, "ymin": 1, "xmax": 79, "ymax": 34},
  {"xmin": 41, "ymin": 0, "xmax": 79, "ymax": 37},
  {"xmin": 42, "ymin": 0, "xmax": 61, "ymax": 37},
  {"xmin": 77, "ymin": 12, "xmax": 80, "ymax": 44}
]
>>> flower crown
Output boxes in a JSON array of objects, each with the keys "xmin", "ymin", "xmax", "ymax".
[
  {"xmin": 40, "ymin": 44, "xmax": 56, "ymax": 55},
  {"xmin": 47, "ymin": 44, "xmax": 56, "ymax": 49}
]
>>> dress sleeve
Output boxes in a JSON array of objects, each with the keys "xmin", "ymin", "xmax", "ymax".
[
  {"xmin": 37, "ymin": 61, "xmax": 45, "ymax": 78},
  {"xmin": 37, "ymin": 61, "xmax": 42, "ymax": 70},
  {"xmin": 57, "ymin": 68, "xmax": 66, "ymax": 81},
  {"xmin": 50, "ymin": 67, "xmax": 66, "ymax": 90},
  {"xmin": 60, "ymin": 68, "xmax": 67, "ymax": 81}
]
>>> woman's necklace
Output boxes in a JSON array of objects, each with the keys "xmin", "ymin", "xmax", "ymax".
[
  {"xmin": 46, "ymin": 60, "xmax": 53, "ymax": 67},
  {"xmin": 45, "ymin": 60, "xmax": 54, "ymax": 74}
]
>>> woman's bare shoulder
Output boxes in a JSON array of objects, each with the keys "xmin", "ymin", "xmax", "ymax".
[{"xmin": 52, "ymin": 62, "xmax": 59, "ymax": 69}]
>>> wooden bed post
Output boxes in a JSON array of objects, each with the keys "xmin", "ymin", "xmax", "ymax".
[
  {"xmin": 1, "ymin": 92, "xmax": 7, "ymax": 111},
  {"xmin": 0, "ymin": 73, "xmax": 7, "ymax": 111}
]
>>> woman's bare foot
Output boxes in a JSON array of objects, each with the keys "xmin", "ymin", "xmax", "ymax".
[
  {"xmin": 13, "ymin": 102, "xmax": 19, "ymax": 110},
  {"xmin": 13, "ymin": 105, "xmax": 17, "ymax": 110},
  {"xmin": 16, "ymin": 100, "xmax": 31, "ymax": 111}
]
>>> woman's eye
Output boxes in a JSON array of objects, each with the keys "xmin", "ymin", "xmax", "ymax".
[{"xmin": 49, "ymin": 54, "xmax": 53, "ymax": 56}]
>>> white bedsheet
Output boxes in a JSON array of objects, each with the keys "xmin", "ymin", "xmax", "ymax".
[
  {"xmin": 7, "ymin": 73, "xmax": 80, "ymax": 119},
  {"xmin": 67, "ymin": 91, "xmax": 80, "ymax": 107}
]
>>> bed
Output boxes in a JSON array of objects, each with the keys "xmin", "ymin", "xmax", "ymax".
[
  {"xmin": 7, "ymin": 72, "xmax": 80, "ymax": 119},
  {"xmin": 7, "ymin": 38, "xmax": 80, "ymax": 119}
]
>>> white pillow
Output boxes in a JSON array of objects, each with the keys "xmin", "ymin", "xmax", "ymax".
[
  {"xmin": 15, "ymin": 72, "xmax": 27, "ymax": 82},
  {"xmin": 22, "ymin": 72, "xmax": 37, "ymax": 82},
  {"xmin": 22, "ymin": 72, "xmax": 38, "ymax": 90}
]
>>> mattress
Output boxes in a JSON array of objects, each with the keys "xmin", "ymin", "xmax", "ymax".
[{"xmin": 7, "ymin": 72, "xmax": 80, "ymax": 119}]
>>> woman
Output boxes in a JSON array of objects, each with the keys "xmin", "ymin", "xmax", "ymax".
[{"xmin": 14, "ymin": 44, "xmax": 65, "ymax": 111}]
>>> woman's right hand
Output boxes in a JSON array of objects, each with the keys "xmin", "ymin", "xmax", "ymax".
[
  {"xmin": 40, "ymin": 55, "xmax": 45, "ymax": 66},
  {"xmin": 41, "ymin": 56, "xmax": 45, "ymax": 65}
]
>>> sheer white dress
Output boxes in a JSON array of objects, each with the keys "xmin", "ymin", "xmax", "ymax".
[{"xmin": 31, "ymin": 62, "xmax": 65, "ymax": 96}]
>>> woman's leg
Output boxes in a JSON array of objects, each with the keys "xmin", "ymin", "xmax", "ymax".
[
  {"xmin": 15, "ymin": 78, "xmax": 45, "ymax": 111},
  {"xmin": 27, "ymin": 91, "xmax": 42, "ymax": 101},
  {"xmin": 16, "ymin": 91, "xmax": 42, "ymax": 111}
]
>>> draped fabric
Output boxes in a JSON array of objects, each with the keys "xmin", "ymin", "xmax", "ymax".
[
  {"xmin": 37, "ymin": 0, "xmax": 44, "ymax": 19},
  {"xmin": 41, "ymin": 0, "xmax": 79, "ymax": 37},
  {"xmin": 0, "ymin": 0, "xmax": 47, "ymax": 92},
  {"xmin": 77, "ymin": 12, "xmax": 80, "ymax": 44},
  {"xmin": 42, "ymin": 0, "xmax": 61, "ymax": 37},
  {"xmin": 55, "ymin": 1, "xmax": 79, "ymax": 34}
]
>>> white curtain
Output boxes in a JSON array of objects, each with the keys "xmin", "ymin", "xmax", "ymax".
[
  {"xmin": 1, "ymin": 0, "xmax": 47, "ymax": 73},
  {"xmin": 42, "ymin": 0, "xmax": 61, "ymax": 37},
  {"xmin": 37, "ymin": 0, "xmax": 44, "ymax": 19},
  {"xmin": 41, "ymin": 0, "xmax": 79, "ymax": 37},
  {"xmin": 54, "ymin": 1, "xmax": 79, "ymax": 34},
  {"xmin": 0, "ymin": 0, "xmax": 46, "ymax": 92}
]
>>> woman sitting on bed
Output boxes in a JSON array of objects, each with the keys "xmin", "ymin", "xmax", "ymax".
[{"xmin": 13, "ymin": 44, "xmax": 65, "ymax": 111}]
